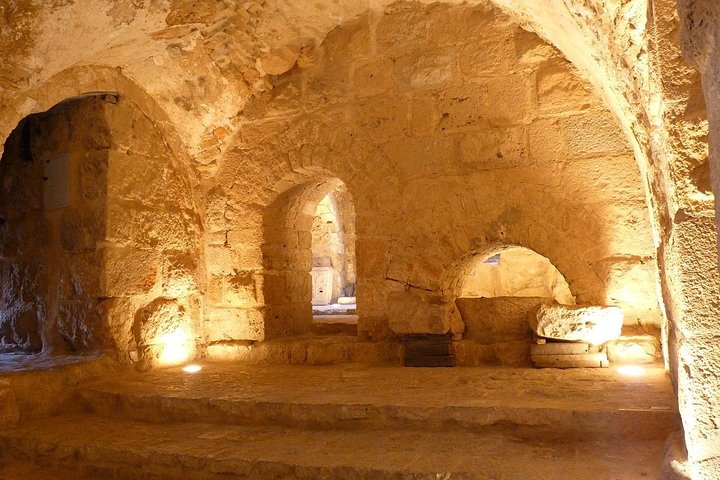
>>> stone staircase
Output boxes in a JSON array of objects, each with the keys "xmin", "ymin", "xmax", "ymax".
[{"xmin": 0, "ymin": 363, "xmax": 680, "ymax": 479}]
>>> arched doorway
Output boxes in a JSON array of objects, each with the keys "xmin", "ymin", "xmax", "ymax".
[
  {"xmin": 261, "ymin": 176, "xmax": 359, "ymax": 338},
  {"xmin": 0, "ymin": 89, "xmax": 203, "ymax": 368},
  {"xmin": 0, "ymin": 95, "xmax": 112, "ymax": 358},
  {"xmin": 310, "ymin": 184, "xmax": 357, "ymax": 325}
]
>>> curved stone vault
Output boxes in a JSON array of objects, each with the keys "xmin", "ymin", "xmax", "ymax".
[{"xmin": 1, "ymin": 0, "xmax": 720, "ymax": 478}]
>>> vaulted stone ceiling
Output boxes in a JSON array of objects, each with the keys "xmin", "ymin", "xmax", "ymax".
[
  {"xmin": 1, "ymin": 1, "xmax": 719, "ymax": 478},
  {"xmin": 0, "ymin": 1, "xmax": 685, "ymax": 178}
]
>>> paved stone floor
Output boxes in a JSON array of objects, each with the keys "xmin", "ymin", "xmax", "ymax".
[{"xmin": 0, "ymin": 362, "xmax": 680, "ymax": 479}]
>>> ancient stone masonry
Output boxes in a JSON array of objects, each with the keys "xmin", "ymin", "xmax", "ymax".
[
  {"xmin": 215, "ymin": 4, "xmax": 662, "ymax": 345},
  {"xmin": 0, "ymin": 0, "xmax": 720, "ymax": 478},
  {"xmin": 0, "ymin": 98, "xmax": 109, "ymax": 355},
  {"xmin": 0, "ymin": 93, "xmax": 203, "ymax": 367}
]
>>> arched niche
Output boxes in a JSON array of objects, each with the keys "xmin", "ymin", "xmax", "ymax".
[
  {"xmin": 443, "ymin": 244, "xmax": 576, "ymax": 344},
  {"xmin": 455, "ymin": 246, "xmax": 575, "ymax": 305},
  {"xmin": 0, "ymin": 73, "xmax": 203, "ymax": 368}
]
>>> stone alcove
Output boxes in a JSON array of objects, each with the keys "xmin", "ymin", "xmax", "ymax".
[
  {"xmin": 261, "ymin": 177, "xmax": 359, "ymax": 338},
  {"xmin": 0, "ymin": 95, "xmax": 112, "ymax": 357},
  {"xmin": 443, "ymin": 245, "xmax": 577, "ymax": 365},
  {"xmin": 0, "ymin": 85, "xmax": 203, "ymax": 368}
]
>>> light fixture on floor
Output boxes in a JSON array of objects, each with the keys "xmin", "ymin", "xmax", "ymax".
[
  {"xmin": 617, "ymin": 365, "xmax": 646, "ymax": 377},
  {"xmin": 182, "ymin": 364, "xmax": 202, "ymax": 373}
]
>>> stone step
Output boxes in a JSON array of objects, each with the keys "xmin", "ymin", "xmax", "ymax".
[
  {"xmin": 206, "ymin": 335, "xmax": 402, "ymax": 365},
  {"xmin": 310, "ymin": 316, "xmax": 358, "ymax": 335},
  {"xmin": 79, "ymin": 363, "xmax": 680, "ymax": 441},
  {"xmin": 0, "ymin": 413, "xmax": 666, "ymax": 479}
]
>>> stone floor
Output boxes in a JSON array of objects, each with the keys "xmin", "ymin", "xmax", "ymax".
[{"xmin": 0, "ymin": 362, "xmax": 680, "ymax": 479}]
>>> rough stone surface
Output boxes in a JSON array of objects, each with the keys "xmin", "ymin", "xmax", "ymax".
[
  {"xmin": 532, "ymin": 304, "xmax": 624, "ymax": 345},
  {"xmin": 0, "ymin": 358, "xmax": 680, "ymax": 479},
  {"xmin": 0, "ymin": 0, "xmax": 718, "ymax": 476},
  {"xmin": 455, "ymin": 296, "xmax": 550, "ymax": 343},
  {"xmin": 607, "ymin": 335, "xmax": 663, "ymax": 364},
  {"xmin": 386, "ymin": 290, "xmax": 450, "ymax": 335}
]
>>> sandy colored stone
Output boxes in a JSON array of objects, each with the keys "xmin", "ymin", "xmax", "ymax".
[
  {"xmin": 532, "ymin": 304, "xmax": 624, "ymax": 345},
  {"xmin": 386, "ymin": 290, "xmax": 449, "ymax": 335},
  {"xmin": 607, "ymin": 335, "xmax": 662, "ymax": 364},
  {"xmin": 0, "ymin": 1, "xmax": 718, "ymax": 475},
  {"xmin": 455, "ymin": 296, "xmax": 550, "ymax": 344}
]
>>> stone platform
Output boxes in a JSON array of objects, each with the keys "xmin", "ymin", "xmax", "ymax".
[{"xmin": 0, "ymin": 363, "xmax": 680, "ymax": 479}]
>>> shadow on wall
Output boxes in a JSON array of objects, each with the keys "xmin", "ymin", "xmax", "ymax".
[
  {"xmin": 262, "ymin": 176, "xmax": 357, "ymax": 338},
  {"xmin": 0, "ymin": 93, "xmax": 203, "ymax": 367}
]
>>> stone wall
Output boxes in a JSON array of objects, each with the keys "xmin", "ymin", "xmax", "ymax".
[
  {"xmin": 0, "ymin": 97, "xmax": 109, "ymax": 354},
  {"xmin": 102, "ymin": 95, "xmax": 203, "ymax": 367},
  {"xmin": 0, "ymin": 94, "xmax": 203, "ymax": 366},
  {"xmin": 676, "ymin": 2, "xmax": 720, "ymax": 477},
  {"xmin": 208, "ymin": 3, "xmax": 663, "ymax": 342}
]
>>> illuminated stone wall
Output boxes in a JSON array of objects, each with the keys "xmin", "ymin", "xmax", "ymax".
[
  {"xmin": 0, "ymin": 93, "xmax": 203, "ymax": 367},
  {"xmin": 208, "ymin": 3, "xmax": 661, "ymax": 342},
  {"xmin": 0, "ymin": 1, "xmax": 719, "ymax": 476},
  {"xmin": 457, "ymin": 248, "xmax": 575, "ymax": 305}
]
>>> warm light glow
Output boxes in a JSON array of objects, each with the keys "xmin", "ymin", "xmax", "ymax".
[
  {"xmin": 157, "ymin": 329, "xmax": 193, "ymax": 365},
  {"xmin": 617, "ymin": 365, "xmax": 646, "ymax": 377},
  {"xmin": 182, "ymin": 364, "xmax": 202, "ymax": 373}
]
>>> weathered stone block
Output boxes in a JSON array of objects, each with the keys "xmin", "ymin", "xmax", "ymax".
[
  {"xmin": 206, "ymin": 245, "xmax": 239, "ymax": 276},
  {"xmin": 561, "ymin": 110, "xmax": 630, "ymax": 156},
  {"xmin": 536, "ymin": 65, "xmax": 597, "ymax": 114},
  {"xmin": 206, "ymin": 307, "xmax": 264, "ymax": 342},
  {"xmin": 376, "ymin": 4, "xmax": 427, "ymax": 53},
  {"xmin": 484, "ymin": 75, "xmax": 534, "ymax": 126},
  {"xmin": 435, "ymin": 84, "xmax": 489, "ymax": 132},
  {"xmin": 60, "ymin": 211, "xmax": 101, "ymax": 252},
  {"xmin": 353, "ymin": 58, "xmax": 395, "ymax": 98},
  {"xmin": 387, "ymin": 290, "xmax": 449, "ymax": 335},
  {"xmin": 352, "ymin": 96, "xmax": 408, "ymax": 140},
  {"xmin": 161, "ymin": 253, "xmax": 200, "ymax": 298},
  {"xmin": 102, "ymin": 247, "xmax": 158, "ymax": 297},
  {"xmin": 395, "ymin": 48, "xmax": 459, "ymax": 91},
  {"xmin": 455, "ymin": 296, "xmax": 550, "ymax": 343},
  {"xmin": 459, "ymin": 33, "xmax": 516, "ymax": 78},
  {"xmin": 532, "ymin": 304, "xmax": 623, "ymax": 345}
]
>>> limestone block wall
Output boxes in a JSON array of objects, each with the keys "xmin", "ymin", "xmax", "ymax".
[
  {"xmin": 0, "ymin": 93, "xmax": 203, "ymax": 365},
  {"xmin": 0, "ymin": 98, "xmax": 108, "ymax": 354},
  {"xmin": 676, "ymin": 2, "xmax": 720, "ymax": 476},
  {"xmin": 101, "ymin": 96, "xmax": 204, "ymax": 367},
  {"xmin": 207, "ymin": 3, "xmax": 663, "ymax": 342}
]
